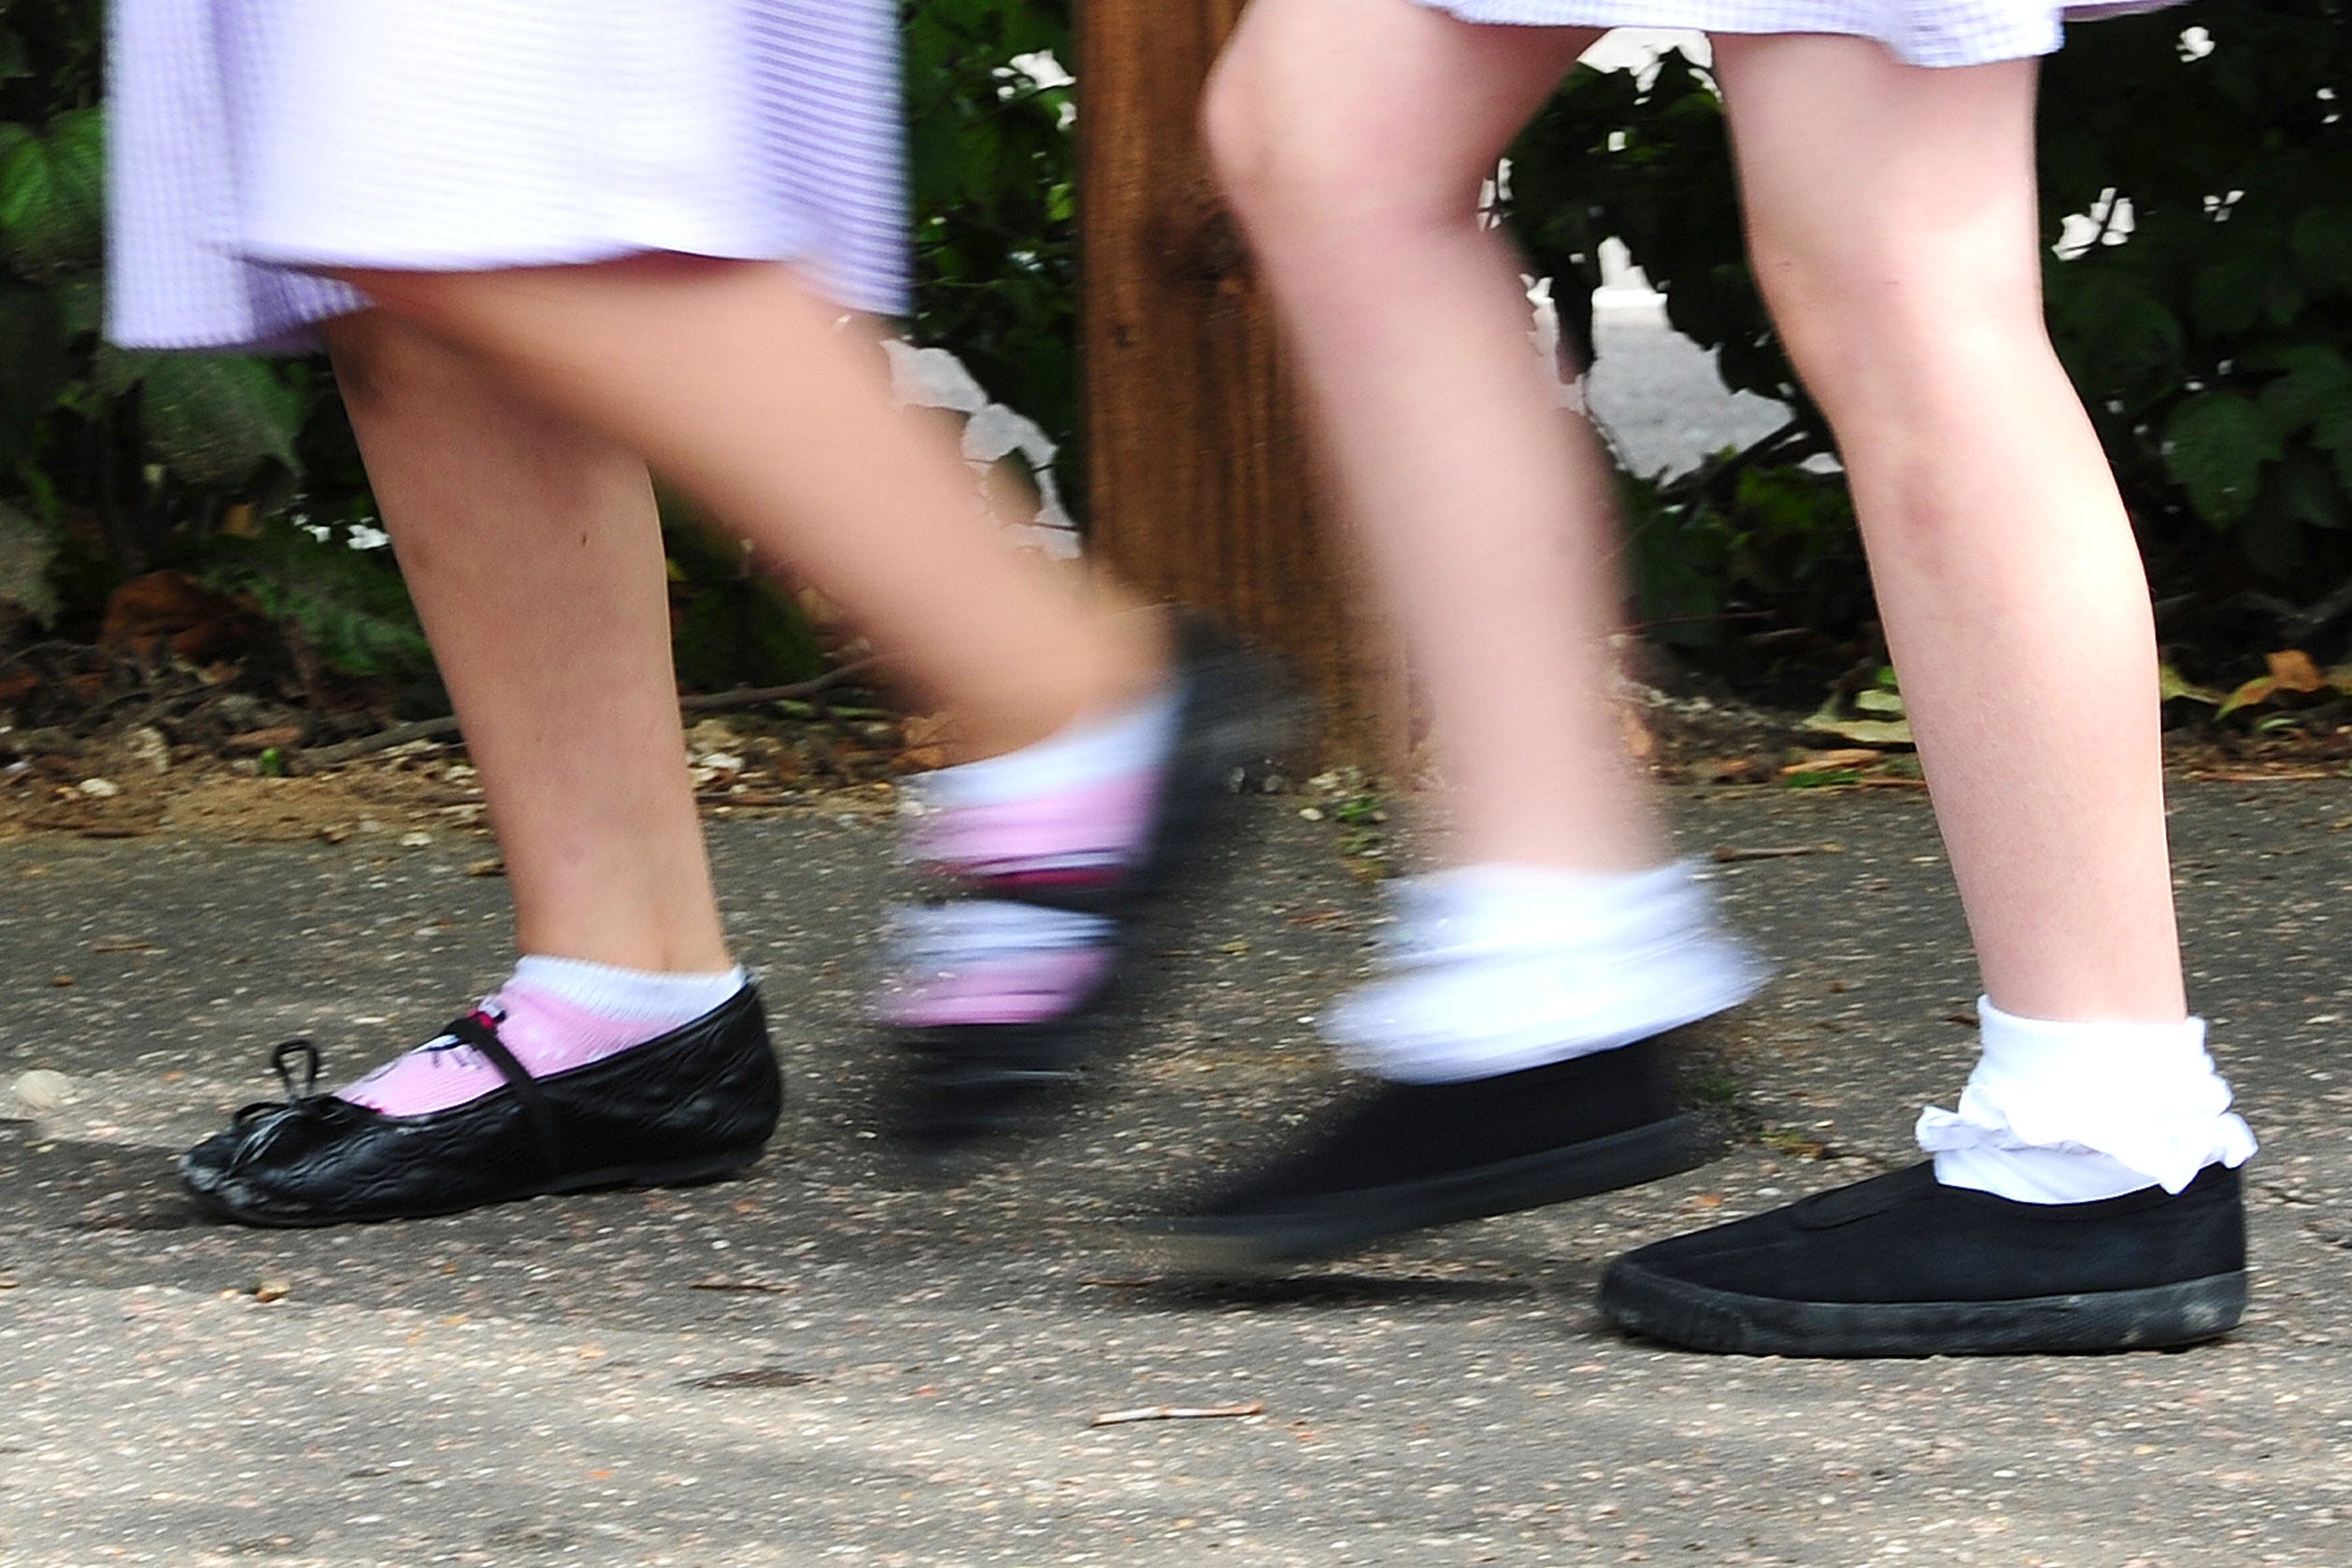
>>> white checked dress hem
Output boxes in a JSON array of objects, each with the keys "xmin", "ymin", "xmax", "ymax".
[
  {"xmin": 107, "ymin": 1, "xmax": 908, "ymax": 353},
  {"xmin": 1413, "ymin": 0, "xmax": 2177, "ymax": 68}
]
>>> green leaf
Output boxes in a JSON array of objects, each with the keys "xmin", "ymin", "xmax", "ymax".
[
  {"xmin": 0, "ymin": 496, "xmax": 59, "ymax": 627},
  {"xmin": 2164, "ymin": 391, "xmax": 2282, "ymax": 524},
  {"xmin": 138, "ymin": 355, "xmax": 305, "ymax": 488},
  {"xmin": 2048, "ymin": 266, "xmax": 2181, "ymax": 381},
  {"xmin": 2288, "ymin": 207, "xmax": 2352, "ymax": 292},
  {"xmin": 0, "ymin": 107, "xmax": 106, "ymax": 279},
  {"xmin": 1801, "ymin": 700, "xmax": 1915, "ymax": 747},
  {"xmin": 0, "ymin": 278, "xmax": 67, "ymax": 467},
  {"xmin": 2159, "ymin": 664, "xmax": 2221, "ymax": 706},
  {"xmin": 93, "ymin": 343, "xmax": 164, "ymax": 398},
  {"xmin": 2254, "ymin": 345, "xmax": 2352, "ymax": 435},
  {"xmin": 50, "ymin": 268, "xmax": 100, "ymax": 337},
  {"xmin": 2301, "ymin": 386, "xmax": 2352, "ymax": 492},
  {"xmin": 2266, "ymin": 449, "xmax": 2350, "ymax": 533},
  {"xmin": 669, "ymin": 574, "xmax": 823, "ymax": 692},
  {"xmin": 2188, "ymin": 255, "xmax": 2269, "ymax": 337},
  {"xmin": 196, "ymin": 520, "xmax": 431, "ymax": 679}
]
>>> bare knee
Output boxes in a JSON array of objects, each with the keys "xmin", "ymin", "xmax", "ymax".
[
  {"xmin": 1749, "ymin": 230, "xmax": 2051, "ymax": 429},
  {"xmin": 1201, "ymin": 50, "xmax": 1478, "ymax": 252}
]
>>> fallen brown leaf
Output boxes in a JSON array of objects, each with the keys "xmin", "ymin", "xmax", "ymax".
[
  {"xmin": 224, "ymin": 726, "xmax": 304, "ymax": 757},
  {"xmin": 1788, "ymin": 748, "xmax": 1883, "ymax": 771},
  {"xmin": 2268, "ymin": 649, "xmax": 2327, "ymax": 693}
]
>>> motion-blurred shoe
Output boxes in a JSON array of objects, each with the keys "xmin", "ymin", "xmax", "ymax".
[
  {"xmin": 883, "ymin": 616, "xmax": 1298, "ymax": 1154},
  {"xmin": 1156, "ymin": 1030, "xmax": 1715, "ymax": 1270}
]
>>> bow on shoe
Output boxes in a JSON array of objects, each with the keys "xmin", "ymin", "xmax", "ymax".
[{"xmin": 221, "ymin": 1038, "xmax": 362, "ymax": 1172}]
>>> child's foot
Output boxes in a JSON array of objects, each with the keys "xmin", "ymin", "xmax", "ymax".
[
  {"xmin": 880, "ymin": 616, "xmax": 1296, "ymax": 1153},
  {"xmin": 1155, "ymin": 862, "xmax": 1761, "ymax": 1268},
  {"xmin": 1598, "ymin": 1162, "xmax": 2248, "ymax": 1356},
  {"xmin": 1600, "ymin": 997, "xmax": 2256, "ymax": 1355},
  {"xmin": 180, "ymin": 962, "xmax": 780, "ymax": 1226},
  {"xmin": 1158, "ymin": 1032, "xmax": 1715, "ymax": 1271}
]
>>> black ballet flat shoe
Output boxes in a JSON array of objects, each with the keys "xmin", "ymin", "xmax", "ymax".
[
  {"xmin": 893, "ymin": 617, "xmax": 1302, "ymax": 1156},
  {"xmin": 180, "ymin": 986, "xmax": 784, "ymax": 1227},
  {"xmin": 1152, "ymin": 1032, "xmax": 1717, "ymax": 1272},
  {"xmin": 1598, "ymin": 1161, "xmax": 2247, "ymax": 1357}
]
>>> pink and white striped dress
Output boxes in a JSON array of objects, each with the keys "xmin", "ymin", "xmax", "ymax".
[
  {"xmin": 1412, "ymin": 0, "xmax": 2176, "ymax": 67},
  {"xmin": 107, "ymin": 0, "xmax": 908, "ymax": 352}
]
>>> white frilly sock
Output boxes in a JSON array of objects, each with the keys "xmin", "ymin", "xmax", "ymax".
[
  {"xmin": 1917, "ymin": 996, "xmax": 2258, "ymax": 1205},
  {"xmin": 1326, "ymin": 862, "xmax": 1766, "ymax": 1083}
]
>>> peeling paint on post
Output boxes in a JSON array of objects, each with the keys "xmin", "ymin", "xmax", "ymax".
[{"xmin": 1076, "ymin": 4, "xmax": 1396, "ymax": 765}]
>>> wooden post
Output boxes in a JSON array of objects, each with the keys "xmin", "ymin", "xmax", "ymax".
[{"xmin": 1076, "ymin": 4, "xmax": 1393, "ymax": 765}]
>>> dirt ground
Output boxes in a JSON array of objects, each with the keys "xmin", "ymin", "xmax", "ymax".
[
  {"xmin": 3, "ymin": 690, "xmax": 2345, "ymax": 853},
  {"xmin": 0, "ymin": 716, "xmax": 906, "ymax": 849}
]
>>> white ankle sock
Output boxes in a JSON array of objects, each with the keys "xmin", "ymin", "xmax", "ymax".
[
  {"xmin": 1917, "ymin": 996, "xmax": 2258, "ymax": 1204},
  {"xmin": 1326, "ymin": 862, "xmax": 1765, "ymax": 1083},
  {"xmin": 507, "ymin": 955, "xmax": 748, "ymax": 1021},
  {"xmin": 912, "ymin": 684, "xmax": 1182, "ymax": 809}
]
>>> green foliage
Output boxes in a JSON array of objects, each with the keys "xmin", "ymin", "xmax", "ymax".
[
  {"xmin": 8, "ymin": 0, "xmax": 2345, "ymax": 706},
  {"xmin": 1, "ymin": 0, "xmax": 324, "ymax": 634},
  {"xmin": 1515, "ymin": 50, "xmax": 1811, "ymax": 426},
  {"xmin": 195, "ymin": 520, "xmax": 432, "ymax": 680},
  {"xmin": 0, "ymin": 495, "xmax": 57, "ymax": 625},
  {"xmin": 2041, "ymin": 0, "xmax": 2352, "ymax": 586},
  {"xmin": 0, "ymin": 102, "xmax": 103, "ymax": 280},
  {"xmin": 0, "ymin": 0, "xmax": 1079, "ymax": 691},
  {"xmin": 902, "ymin": 0, "xmax": 1077, "ymax": 509},
  {"xmin": 1504, "ymin": 1, "xmax": 2352, "ymax": 659},
  {"xmin": 663, "ymin": 522, "xmax": 826, "ymax": 692}
]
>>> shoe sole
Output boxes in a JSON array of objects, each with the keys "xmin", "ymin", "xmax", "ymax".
[
  {"xmin": 1598, "ymin": 1261, "xmax": 2249, "ymax": 1357},
  {"xmin": 1151, "ymin": 1112, "xmax": 1716, "ymax": 1274},
  {"xmin": 183, "ymin": 1144, "xmax": 769, "ymax": 1229}
]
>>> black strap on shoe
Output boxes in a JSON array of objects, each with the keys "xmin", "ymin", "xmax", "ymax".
[
  {"xmin": 445, "ymin": 1013, "xmax": 565, "ymax": 1181},
  {"xmin": 223, "ymin": 1037, "xmax": 363, "ymax": 1173},
  {"xmin": 234, "ymin": 1038, "xmax": 326, "ymax": 1124}
]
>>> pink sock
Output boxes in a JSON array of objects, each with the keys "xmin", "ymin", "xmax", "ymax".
[
  {"xmin": 883, "ymin": 685, "xmax": 1178, "ymax": 1027},
  {"xmin": 340, "ymin": 960, "xmax": 746, "ymax": 1118},
  {"xmin": 903, "ymin": 683, "xmax": 1181, "ymax": 888}
]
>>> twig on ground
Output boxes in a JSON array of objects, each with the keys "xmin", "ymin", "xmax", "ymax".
[
  {"xmin": 1089, "ymin": 1402, "xmax": 1264, "ymax": 1428},
  {"xmin": 305, "ymin": 658, "xmax": 885, "ymax": 766},
  {"xmin": 679, "ymin": 657, "xmax": 880, "ymax": 714},
  {"xmin": 1711, "ymin": 842, "xmax": 1845, "ymax": 863}
]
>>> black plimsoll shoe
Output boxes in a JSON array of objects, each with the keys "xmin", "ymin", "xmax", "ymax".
[
  {"xmin": 1599, "ymin": 1161, "xmax": 2248, "ymax": 1357},
  {"xmin": 890, "ymin": 616, "xmax": 1300, "ymax": 1154},
  {"xmin": 180, "ymin": 986, "xmax": 783, "ymax": 1227},
  {"xmin": 1154, "ymin": 1032, "xmax": 1717, "ymax": 1271}
]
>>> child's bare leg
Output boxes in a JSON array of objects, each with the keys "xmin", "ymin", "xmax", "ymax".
[
  {"xmin": 185, "ymin": 309, "xmax": 783, "ymax": 1223},
  {"xmin": 333, "ymin": 259, "xmax": 1167, "ymax": 760},
  {"xmin": 325, "ymin": 260, "xmax": 1288, "ymax": 1151},
  {"xmin": 1597, "ymin": 37, "xmax": 2251, "ymax": 1359},
  {"xmin": 1712, "ymin": 36, "xmax": 2182, "ymax": 1022},
  {"xmin": 321, "ymin": 310, "xmax": 729, "ymax": 975},
  {"xmin": 1166, "ymin": 1, "xmax": 1762, "ymax": 1268},
  {"xmin": 1205, "ymin": 0, "xmax": 1655, "ymax": 871}
]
